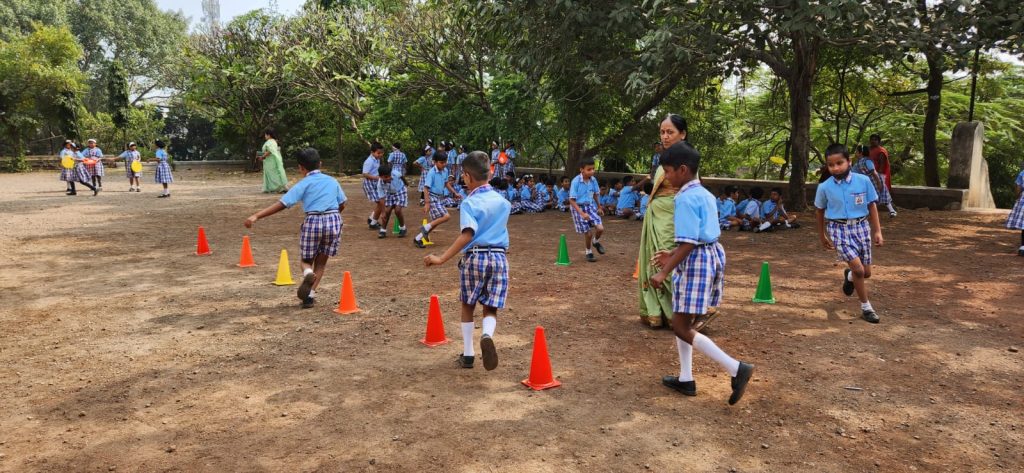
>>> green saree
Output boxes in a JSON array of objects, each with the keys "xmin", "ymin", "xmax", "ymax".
[
  {"xmin": 261, "ymin": 139, "xmax": 288, "ymax": 193},
  {"xmin": 637, "ymin": 167, "xmax": 677, "ymax": 327}
]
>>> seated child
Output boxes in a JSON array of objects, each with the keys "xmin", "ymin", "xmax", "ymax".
[
  {"xmin": 717, "ymin": 185, "xmax": 743, "ymax": 231},
  {"xmin": 555, "ymin": 176, "xmax": 571, "ymax": 211},
  {"xmin": 759, "ymin": 187, "xmax": 800, "ymax": 231},
  {"xmin": 738, "ymin": 187, "xmax": 765, "ymax": 231},
  {"xmin": 616, "ymin": 175, "xmax": 640, "ymax": 219},
  {"xmin": 637, "ymin": 181, "xmax": 653, "ymax": 221},
  {"xmin": 519, "ymin": 175, "xmax": 545, "ymax": 213},
  {"xmin": 604, "ymin": 178, "xmax": 622, "ymax": 214}
]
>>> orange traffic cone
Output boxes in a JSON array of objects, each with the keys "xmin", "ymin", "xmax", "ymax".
[
  {"xmin": 237, "ymin": 235, "xmax": 256, "ymax": 267},
  {"xmin": 420, "ymin": 294, "xmax": 450, "ymax": 347},
  {"xmin": 333, "ymin": 271, "xmax": 360, "ymax": 314},
  {"xmin": 632, "ymin": 257, "xmax": 639, "ymax": 279},
  {"xmin": 521, "ymin": 326, "xmax": 561, "ymax": 390},
  {"xmin": 195, "ymin": 226, "xmax": 211, "ymax": 255}
]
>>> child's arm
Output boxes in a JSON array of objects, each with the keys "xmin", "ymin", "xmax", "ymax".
[
  {"xmin": 422, "ymin": 185, "xmax": 432, "ymax": 213},
  {"xmin": 649, "ymin": 243, "xmax": 694, "ymax": 290},
  {"xmin": 815, "ymin": 208, "xmax": 833, "ymax": 250},
  {"xmin": 244, "ymin": 201, "xmax": 286, "ymax": 228},
  {"xmin": 568, "ymin": 198, "xmax": 588, "ymax": 219},
  {"xmin": 867, "ymin": 203, "xmax": 883, "ymax": 246},
  {"xmin": 445, "ymin": 180, "xmax": 459, "ymax": 199},
  {"xmin": 424, "ymin": 229, "xmax": 474, "ymax": 267}
]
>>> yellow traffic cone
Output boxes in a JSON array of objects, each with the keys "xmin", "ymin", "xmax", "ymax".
[
  {"xmin": 421, "ymin": 218, "xmax": 435, "ymax": 246},
  {"xmin": 273, "ymin": 249, "xmax": 294, "ymax": 286}
]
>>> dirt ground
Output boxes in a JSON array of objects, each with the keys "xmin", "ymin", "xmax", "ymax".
[{"xmin": 1, "ymin": 168, "xmax": 1021, "ymax": 472}]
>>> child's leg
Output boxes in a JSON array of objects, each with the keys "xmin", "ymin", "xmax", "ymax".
[
  {"xmin": 311, "ymin": 253, "xmax": 330, "ymax": 292},
  {"xmin": 374, "ymin": 198, "xmax": 385, "ymax": 221},
  {"xmin": 95, "ymin": 175, "xmax": 102, "ymax": 187},
  {"xmin": 69, "ymin": 181, "xmax": 76, "ymax": 192},
  {"xmin": 847, "ymin": 257, "xmax": 869, "ymax": 303},
  {"xmin": 593, "ymin": 223, "xmax": 604, "ymax": 242},
  {"xmin": 584, "ymin": 230, "xmax": 594, "ymax": 251},
  {"xmin": 396, "ymin": 207, "xmax": 405, "ymax": 228},
  {"xmin": 460, "ymin": 303, "xmax": 476, "ymax": 357},
  {"xmin": 671, "ymin": 312, "xmax": 740, "ymax": 377},
  {"xmin": 428, "ymin": 212, "xmax": 450, "ymax": 229}
]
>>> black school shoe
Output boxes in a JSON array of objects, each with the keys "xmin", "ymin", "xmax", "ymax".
[
  {"xmin": 398, "ymin": 228, "xmax": 407, "ymax": 238},
  {"xmin": 301, "ymin": 296, "xmax": 315, "ymax": 309},
  {"xmin": 729, "ymin": 362, "xmax": 755, "ymax": 405},
  {"xmin": 593, "ymin": 241, "xmax": 606, "ymax": 255},
  {"xmin": 378, "ymin": 229, "xmax": 387, "ymax": 239},
  {"xmin": 662, "ymin": 376, "xmax": 697, "ymax": 396},
  {"xmin": 480, "ymin": 335, "xmax": 498, "ymax": 371},
  {"xmin": 862, "ymin": 309, "xmax": 880, "ymax": 323},
  {"xmin": 842, "ymin": 269, "xmax": 855, "ymax": 296},
  {"xmin": 413, "ymin": 238, "xmax": 426, "ymax": 249},
  {"xmin": 586, "ymin": 253, "xmax": 597, "ymax": 262},
  {"xmin": 457, "ymin": 354, "xmax": 474, "ymax": 369},
  {"xmin": 297, "ymin": 272, "xmax": 316, "ymax": 301}
]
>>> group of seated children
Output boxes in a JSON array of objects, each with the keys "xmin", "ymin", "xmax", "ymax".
[
  {"xmin": 478, "ymin": 172, "xmax": 652, "ymax": 220},
  {"xmin": 597, "ymin": 175, "xmax": 654, "ymax": 221},
  {"xmin": 717, "ymin": 185, "xmax": 800, "ymax": 232}
]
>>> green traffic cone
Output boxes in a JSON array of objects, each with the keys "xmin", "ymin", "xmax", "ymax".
[
  {"xmin": 752, "ymin": 261, "xmax": 776, "ymax": 304},
  {"xmin": 555, "ymin": 234, "xmax": 570, "ymax": 266},
  {"xmin": 392, "ymin": 217, "xmax": 401, "ymax": 234}
]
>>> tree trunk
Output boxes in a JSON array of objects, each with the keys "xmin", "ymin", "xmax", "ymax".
[
  {"xmin": 786, "ymin": 66, "xmax": 814, "ymax": 209},
  {"xmin": 922, "ymin": 51, "xmax": 944, "ymax": 187},
  {"xmin": 566, "ymin": 130, "xmax": 587, "ymax": 174},
  {"xmin": 336, "ymin": 116, "xmax": 346, "ymax": 175}
]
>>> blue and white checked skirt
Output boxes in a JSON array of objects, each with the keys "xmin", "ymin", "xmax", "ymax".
[
  {"xmin": 1006, "ymin": 194, "xmax": 1024, "ymax": 230},
  {"xmin": 155, "ymin": 162, "xmax": 173, "ymax": 183},
  {"xmin": 60, "ymin": 163, "xmax": 90, "ymax": 183},
  {"xmin": 459, "ymin": 250, "xmax": 509, "ymax": 309},
  {"xmin": 672, "ymin": 242, "xmax": 726, "ymax": 315}
]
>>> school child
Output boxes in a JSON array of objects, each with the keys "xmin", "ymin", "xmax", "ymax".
[
  {"xmin": 868, "ymin": 134, "xmax": 898, "ymax": 217},
  {"xmin": 245, "ymin": 148, "xmax": 347, "ymax": 309},
  {"xmin": 569, "ymin": 158, "xmax": 606, "ymax": 262},
  {"xmin": 814, "ymin": 143, "xmax": 884, "ymax": 323},
  {"xmin": 637, "ymin": 181, "xmax": 653, "ymax": 221},
  {"xmin": 739, "ymin": 187, "xmax": 765, "ymax": 231},
  {"xmin": 519, "ymin": 175, "xmax": 544, "ymax": 214},
  {"xmin": 387, "ymin": 142, "xmax": 407, "ymax": 177},
  {"xmin": 153, "ymin": 140, "xmax": 173, "ymax": 197},
  {"xmin": 424, "ymin": 151, "xmax": 511, "ymax": 370},
  {"xmin": 414, "ymin": 147, "xmax": 430, "ymax": 206},
  {"xmin": 82, "ymin": 138, "xmax": 105, "ymax": 190},
  {"xmin": 376, "ymin": 163, "xmax": 408, "ymax": 238},
  {"xmin": 853, "ymin": 145, "xmax": 896, "ymax": 218},
  {"xmin": 415, "ymin": 151, "xmax": 459, "ymax": 248},
  {"xmin": 717, "ymin": 186, "xmax": 742, "ymax": 230},
  {"xmin": 1005, "ymin": 164, "xmax": 1024, "ymax": 256},
  {"xmin": 531, "ymin": 175, "xmax": 550, "ymax": 212},
  {"xmin": 603, "ymin": 179, "xmax": 621, "ymax": 214},
  {"xmin": 648, "ymin": 141, "xmax": 754, "ymax": 404},
  {"xmin": 542, "ymin": 177, "xmax": 556, "ymax": 210},
  {"xmin": 760, "ymin": 187, "xmax": 800, "ymax": 230},
  {"xmin": 362, "ymin": 142, "xmax": 386, "ymax": 229},
  {"xmin": 452, "ymin": 145, "xmax": 467, "ymax": 184},
  {"xmin": 59, "ymin": 140, "xmax": 98, "ymax": 196},
  {"xmin": 555, "ymin": 176, "xmax": 571, "ymax": 211},
  {"xmin": 118, "ymin": 142, "xmax": 142, "ymax": 192},
  {"xmin": 507, "ymin": 177, "xmax": 523, "ymax": 214},
  {"xmin": 446, "ymin": 142, "xmax": 458, "ymax": 175},
  {"xmin": 503, "ymin": 141, "xmax": 517, "ymax": 177},
  {"xmin": 616, "ymin": 175, "xmax": 640, "ymax": 219}
]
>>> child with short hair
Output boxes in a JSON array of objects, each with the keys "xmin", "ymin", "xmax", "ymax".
[
  {"xmin": 616, "ymin": 175, "xmax": 640, "ymax": 219},
  {"xmin": 363, "ymin": 142, "xmax": 386, "ymax": 229},
  {"xmin": 245, "ymin": 148, "xmax": 347, "ymax": 309},
  {"xmin": 717, "ymin": 186, "xmax": 742, "ymax": 230},
  {"xmin": 649, "ymin": 141, "xmax": 754, "ymax": 404},
  {"xmin": 637, "ymin": 181, "xmax": 653, "ymax": 221},
  {"xmin": 376, "ymin": 163, "xmax": 408, "ymax": 238},
  {"xmin": 604, "ymin": 179, "xmax": 622, "ymax": 214},
  {"xmin": 815, "ymin": 143, "xmax": 884, "ymax": 323},
  {"xmin": 1007, "ymin": 164, "xmax": 1024, "ymax": 256},
  {"xmin": 569, "ymin": 158, "xmax": 606, "ymax": 262},
  {"xmin": 83, "ymin": 138, "xmax": 105, "ymax": 191},
  {"xmin": 153, "ymin": 140, "xmax": 173, "ymax": 198},
  {"xmin": 425, "ymin": 151, "xmax": 511, "ymax": 371},
  {"xmin": 556, "ymin": 176, "xmax": 570, "ymax": 211},
  {"xmin": 760, "ymin": 187, "xmax": 800, "ymax": 230},
  {"xmin": 414, "ymin": 147, "xmax": 430, "ymax": 206},
  {"xmin": 415, "ymin": 151, "xmax": 458, "ymax": 248},
  {"xmin": 118, "ymin": 142, "xmax": 142, "ymax": 192},
  {"xmin": 739, "ymin": 187, "xmax": 765, "ymax": 231}
]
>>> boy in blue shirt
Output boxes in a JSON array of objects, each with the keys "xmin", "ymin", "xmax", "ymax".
[
  {"xmin": 425, "ymin": 151, "xmax": 511, "ymax": 371},
  {"xmin": 555, "ymin": 176, "xmax": 571, "ymax": 211},
  {"xmin": 362, "ymin": 142, "xmax": 386, "ymax": 229},
  {"xmin": 637, "ymin": 181, "xmax": 653, "ymax": 221},
  {"xmin": 649, "ymin": 141, "xmax": 754, "ymax": 405},
  {"xmin": 616, "ymin": 175, "xmax": 641, "ymax": 219},
  {"xmin": 376, "ymin": 163, "xmax": 408, "ymax": 238},
  {"xmin": 739, "ymin": 187, "xmax": 765, "ymax": 232},
  {"xmin": 415, "ymin": 151, "xmax": 459, "ymax": 248},
  {"xmin": 815, "ymin": 143, "xmax": 884, "ymax": 323},
  {"xmin": 717, "ymin": 186, "xmax": 742, "ymax": 230},
  {"xmin": 761, "ymin": 187, "xmax": 800, "ymax": 230},
  {"xmin": 245, "ymin": 148, "xmax": 347, "ymax": 309},
  {"xmin": 569, "ymin": 158, "xmax": 606, "ymax": 262}
]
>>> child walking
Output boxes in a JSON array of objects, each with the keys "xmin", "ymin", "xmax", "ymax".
[
  {"xmin": 376, "ymin": 163, "xmax": 408, "ymax": 238},
  {"xmin": 415, "ymin": 151, "xmax": 458, "ymax": 248},
  {"xmin": 815, "ymin": 143, "xmax": 885, "ymax": 323},
  {"xmin": 424, "ymin": 151, "xmax": 511, "ymax": 370},
  {"xmin": 649, "ymin": 141, "xmax": 754, "ymax": 404},
  {"xmin": 245, "ymin": 148, "xmax": 347, "ymax": 309},
  {"xmin": 83, "ymin": 138, "xmax": 105, "ymax": 191},
  {"xmin": 568, "ymin": 158, "xmax": 605, "ymax": 262},
  {"xmin": 59, "ymin": 140, "xmax": 98, "ymax": 196},
  {"xmin": 1005, "ymin": 164, "xmax": 1024, "ymax": 256},
  {"xmin": 153, "ymin": 140, "xmax": 173, "ymax": 197},
  {"xmin": 363, "ymin": 142, "xmax": 386, "ymax": 229},
  {"xmin": 118, "ymin": 142, "xmax": 142, "ymax": 192}
]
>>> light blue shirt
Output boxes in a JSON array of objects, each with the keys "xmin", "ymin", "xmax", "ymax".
[
  {"xmin": 83, "ymin": 147, "xmax": 103, "ymax": 159},
  {"xmin": 520, "ymin": 186, "xmax": 532, "ymax": 201},
  {"xmin": 447, "ymin": 149, "xmax": 457, "ymax": 163},
  {"xmin": 673, "ymin": 180, "xmax": 720, "ymax": 245},
  {"xmin": 377, "ymin": 168, "xmax": 406, "ymax": 195},
  {"xmin": 1016, "ymin": 170, "xmax": 1024, "ymax": 188},
  {"xmin": 362, "ymin": 155, "xmax": 380, "ymax": 177},
  {"xmin": 459, "ymin": 185, "xmax": 511, "ymax": 250},
  {"xmin": 491, "ymin": 149, "xmax": 500, "ymax": 162},
  {"xmin": 761, "ymin": 200, "xmax": 784, "ymax": 219},
  {"xmin": 718, "ymin": 198, "xmax": 736, "ymax": 221},
  {"xmin": 814, "ymin": 173, "xmax": 879, "ymax": 220},
  {"xmin": 535, "ymin": 185, "xmax": 549, "ymax": 202},
  {"xmin": 508, "ymin": 187, "xmax": 519, "ymax": 201},
  {"xmin": 424, "ymin": 166, "xmax": 450, "ymax": 196},
  {"xmin": 570, "ymin": 175, "xmax": 599, "ymax": 206},
  {"xmin": 504, "ymin": 148, "xmax": 517, "ymax": 161},
  {"xmin": 639, "ymin": 194, "xmax": 650, "ymax": 214},
  {"xmin": 387, "ymin": 150, "xmax": 407, "ymax": 175},
  {"xmin": 556, "ymin": 188, "xmax": 569, "ymax": 206},
  {"xmin": 155, "ymin": 149, "xmax": 168, "ymax": 162},
  {"xmin": 742, "ymin": 199, "xmax": 761, "ymax": 219},
  {"xmin": 280, "ymin": 170, "xmax": 347, "ymax": 213},
  {"xmin": 617, "ymin": 185, "xmax": 638, "ymax": 209}
]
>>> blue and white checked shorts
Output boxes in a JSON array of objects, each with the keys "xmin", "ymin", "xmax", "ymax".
[
  {"xmin": 385, "ymin": 190, "xmax": 407, "ymax": 208},
  {"xmin": 299, "ymin": 212, "xmax": 343, "ymax": 260},
  {"xmin": 570, "ymin": 203, "xmax": 602, "ymax": 234},
  {"xmin": 827, "ymin": 219, "xmax": 872, "ymax": 265},
  {"xmin": 672, "ymin": 242, "xmax": 726, "ymax": 315},
  {"xmin": 459, "ymin": 249, "xmax": 509, "ymax": 309},
  {"xmin": 428, "ymin": 194, "xmax": 449, "ymax": 220},
  {"xmin": 363, "ymin": 178, "xmax": 382, "ymax": 202},
  {"xmin": 1006, "ymin": 195, "xmax": 1024, "ymax": 230}
]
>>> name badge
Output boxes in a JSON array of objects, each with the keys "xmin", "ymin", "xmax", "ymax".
[{"xmin": 853, "ymin": 192, "xmax": 866, "ymax": 206}]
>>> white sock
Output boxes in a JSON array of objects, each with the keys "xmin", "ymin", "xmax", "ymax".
[
  {"xmin": 693, "ymin": 333, "xmax": 740, "ymax": 377},
  {"xmin": 400, "ymin": 226, "xmax": 406, "ymax": 230},
  {"xmin": 585, "ymin": 248, "xmax": 593, "ymax": 255},
  {"xmin": 303, "ymin": 268, "xmax": 314, "ymax": 277},
  {"xmin": 424, "ymin": 223, "xmax": 432, "ymax": 232},
  {"xmin": 593, "ymin": 237, "xmax": 600, "ymax": 243},
  {"xmin": 481, "ymin": 316, "xmax": 496, "ymax": 337},
  {"xmin": 846, "ymin": 270, "xmax": 854, "ymax": 282},
  {"xmin": 676, "ymin": 337, "xmax": 693, "ymax": 382},
  {"xmin": 309, "ymin": 289, "xmax": 316, "ymax": 299},
  {"xmin": 461, "ymin": 322, "xmax": 475, "ymax": 356},
  {"xmin": 861, "ymin": 301, "xmax": 873, "ymax": 311}
]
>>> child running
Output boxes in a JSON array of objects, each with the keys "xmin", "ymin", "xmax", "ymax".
[
  {"xmin": 118, "ymin": 142, "xmax": 142, "ymax": 192},
  {"xmin": 376, "ymin": 163, "xmax": 407, "ymax": 238},
  {"xmin": 83, "ymin": 138, "xmax": 105, "ymax": 191},
  {"xmin": 424, "ymin": 151, "xmax": 510, "ymax": 371},
  {"xmin": 59, "ymin": 140, "xmax": 98, "ymax": 196},
  {"xmin": 245, "ymin": 148, "xmax": 347, "ymax": 309},
  {"xmin": 362, "ymin": 142, "xmax": 386, "ymax": 229},
  {"xmin": 568, "ymin": 158, "xmax": 606, "ymax": 262},
  {"xmin": 153, "ymin": 140, "xmax": 173, "ymax": 198},
  {"xmin": 415, "ymin": 151, "xmax": 458, "ymax": 248},
  {"xmin": 815, "ymin": 143, "xmax": 885, "ymax": 323},
  {"xmin": 649, "ymin": 141, "xmax": 754, "ymax": 405},
  {"xmin": 1005, "ymin": 163, "xmax": 1024, "ymax": 256}
]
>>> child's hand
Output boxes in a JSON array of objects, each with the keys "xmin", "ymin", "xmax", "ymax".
[
  {"xmin": 649, "ymin": 271, "xmax": 667, "ymax": 290},
  {"xmin": 244, "ymin": 215, "xmax": 258, "ymax": 228},
  {"xmin": 424, "ymin": 254, "xmax": 442, "ymax": 267},
  {"xmin": 820, "ymin": 234, "xmax": 834, "ymax": 250},
  {"xmin": 651, "ymin": 250, "xmax": 672, "ymax": 270},
  {"xmin": 597, "ymin": 208, "xmax": 605, "ymax": 216},
  {"xmin": 873, "ymin": 231, "xmax": 884, "ymax": 246}
]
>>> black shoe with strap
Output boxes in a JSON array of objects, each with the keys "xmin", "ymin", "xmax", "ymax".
[
  {"xmin": 842, "ymin": 269, "xmax": 854, "ymax": 296},
  {"xmin": 862, "ymin": 308, "xmax": 880, "ymax": 323},
  {"xmin": 301, "ymin": 296, "xmax": 315, "ymax": 309},
  {"xmin": 662, "ymin": 376, "xmax": 697, "ymax": 396},
  {"xmin": 457, "ymin": 354, "xmax": 474, "ymax": 369},
  {"xmin": 729, "ymin": 362, "xmax": 755, "ymax": 405}
]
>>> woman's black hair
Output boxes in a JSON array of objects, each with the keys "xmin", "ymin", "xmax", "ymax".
[
  {"xmin": 263, "ymin": 127, "xmax": 276, "ymax": 139},
  {"xmin": 663, "ymin": 114, "xmax": 689, "ymax": 142},
  {"xmin": 155, "ymin": 139, "xmax": 166, "ymax": 148}
]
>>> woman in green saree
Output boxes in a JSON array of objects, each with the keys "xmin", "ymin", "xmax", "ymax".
[{"xmin": 258, "ymin": 128, "xmax": 288, "ymax": 193}]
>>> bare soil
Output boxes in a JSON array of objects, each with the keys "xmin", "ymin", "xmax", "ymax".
[{"xmin": 1, "ymin": 169, "xmax": 1021, "ymax": 472}]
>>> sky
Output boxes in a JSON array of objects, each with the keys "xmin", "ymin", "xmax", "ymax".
[{"xmin": 156, "ymin": 0, "xmax": 306, "ymax": 28}]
